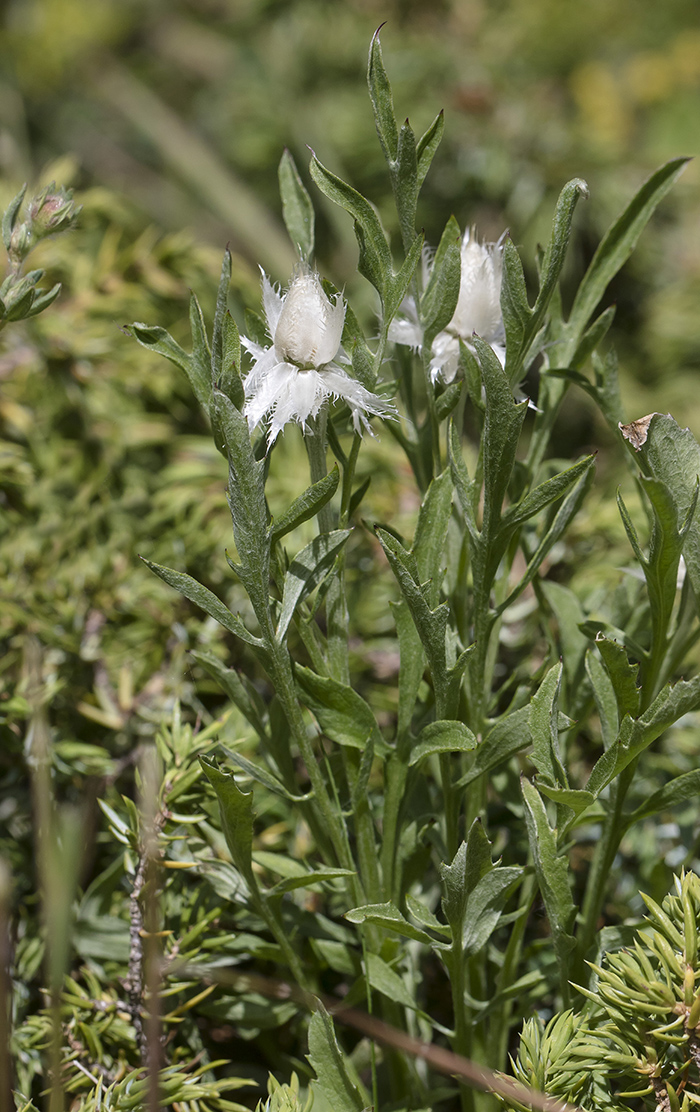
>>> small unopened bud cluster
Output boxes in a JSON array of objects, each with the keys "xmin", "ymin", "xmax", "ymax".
[
  {"xmin": 0, "ymin": 181, "xmax": 80, "ymax": 330},
  {"xmin": 26, "ymin": 182, "xmax": 80, "ymax": 241}
]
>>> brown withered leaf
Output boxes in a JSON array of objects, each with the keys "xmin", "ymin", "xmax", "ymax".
[{"xmin": 619, "ymin": 413, "xmax": 667, "ymax": 451}]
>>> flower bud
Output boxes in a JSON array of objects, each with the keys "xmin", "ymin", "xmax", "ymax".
[
  {"xmin": 8, "ymin": 222, "xmax": 32, "ymax": 262},
  {"xmin": 273, "ymin": 271, "xmax": 345, "ymax": 370},
  {"xmin": 27, "ymin": 183, "xmax": 80, "ymax": 238}
]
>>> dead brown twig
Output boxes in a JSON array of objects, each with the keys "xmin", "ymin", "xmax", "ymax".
[{"xmin": 168, "ymin": 964, "xmax": 584, "ymax": 1112}]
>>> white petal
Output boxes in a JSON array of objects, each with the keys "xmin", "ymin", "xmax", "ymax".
[
  {"xmin": 316, "ymin": 292, "xmax": 346, "ymax": 366},
  {"xmin": 450, "ymin": 228, "xmax": 505, "ymax": 347},
  {"xmin": 389, "ymin": 316, "xmax": 424, "ymax": 350},
  {"xmin": 261, "ymin": 270, "xmax": 285, "ymax": 337},
  {"xmin": 241, "ymin": 335, "xmax": 267, "ymax": 360},
  {"xmin": 243, "ymin": 344, "xmax": 279, "ymax": 395},
  {"xmin": 321, "ymin": 366, "xmax": 396, "ymax": 427},
  {"xmin": 429, "ymin": 332, "xmax": 460, "ymax": 384},
  {"xmin": 244, "ymin": 361, "xmax": 294, "ymax": 430}
]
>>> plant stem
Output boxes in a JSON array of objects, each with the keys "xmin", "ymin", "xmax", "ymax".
[
  {"xmin": 448, "ymin": 943, "xmax": 474, "ymax": 1112},
  {"xmin": 492, "ymin": 874, "xmax": 536, "ymax": 1071},
  {"xmin": 268, "ymin": 643, "xmax": 363, "ymax": 904},
  {"xmin": 575, "ymin": 763, "xmax": 635, "ymax": 980},
  {"xmin": 440, "ymin": 752, "xmax": 460, "ymax": 860}
]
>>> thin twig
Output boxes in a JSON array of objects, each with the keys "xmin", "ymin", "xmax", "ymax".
[
  {"xmin": 123, "ymin": 770, "xmax": 169, "ymax": 1067},
  {"xmin": 168, "ymin": 964, "xmax": 584, "ymax": 1112}
]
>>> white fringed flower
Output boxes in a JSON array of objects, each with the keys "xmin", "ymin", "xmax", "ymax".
[
  {"xmin": 242, "ymin": 269, "xmax": 392, "ymax": 445},
  {"xmin": 389, "ymin": 228, "xmax": 506, "ymax": 384}
]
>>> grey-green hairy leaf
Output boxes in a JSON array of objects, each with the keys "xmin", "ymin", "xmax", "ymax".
[
  {"xmin": 308, "ymin": 1007, "xmax": 366, "ymax": 1112},
  {"xmin": 279, "ymin": 149, "xmax": 315, "ymax": 261},
  {"xmin": 296, "ymin": 666, "xmax": 384, "ymax": 752},
  {"xmin": 277, "ymin": 530, "xmax": 350, "ymax": 640},
  {"xmin": 409, "ymin": 720, "xmax": 476, "ymax": 765},
  {"xmin": 269, "ymin": 465, "xmax": 340, "ymax": 544},
  {"xmin": 200, "ymin": 756, "xmax": 255, "ymax": 888}
]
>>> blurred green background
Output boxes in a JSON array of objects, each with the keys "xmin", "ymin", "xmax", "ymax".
[{"xmin": 2, "ymin": 0, "xmax": 700, "ymax": 392}]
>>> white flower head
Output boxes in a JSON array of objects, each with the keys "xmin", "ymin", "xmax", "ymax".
[
  {"xmin": 389, "ymin": 227, "xmax": 506, "ymax": 384},
  {"xmin": 242, "ymin": 268, "xmax": 393, "ymax": 446}
]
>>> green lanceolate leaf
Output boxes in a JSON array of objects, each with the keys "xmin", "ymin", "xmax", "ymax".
[
  {"xmin": 616, "ymin": 488, "xmax": 646, "ymax": 567},
  {"xmin": 622, "ymin": 412, "xmax": 700, "ymax": 610},
  {"xmin": 449, "ymin": 420, "xmax": 479, "ymax": 542},
  {"xmin": 477, "ymin": 336, "xmax": 528, "ymax": 542},
  {"xmin": 214, "ymin": 390, "xmax": 265, "ymax": 506},
  {"xmin": 435, "ymin": 381, "xmax": 462, "ymax": 422},
  {"xmin": 640, "ymin": 474, "xmax": 687, "ymax": 630},
  {"xmin": 338, "ymin": 296, "xmax": 375, "ymax": 388},
  {"xmin": 412, "ymin": 468, "xmax": 453, "ymax": 607},
  {"xmin": 521, "ymin": 777, "xmax": 576, "ymax": 985},
  {"xmin": 409, "ymin": 720, "xmax": 477, "ymax": 765},
  {"xmin": 456, "ymin": 706, "xmax": 532, "ymax": 787},
  {"xmin": 416, "ymin": 109, "xmax": 444, "ymax": 188},
  {"xmin": 308, "ymin": 1006, "xmax": 366, "ymax": 1112},
  {"xmin": 586, "ymin": 674, "xmax": 700, "ymax": 798},
  {"xmin": 385, "ymin": 230, "xmax": 423, "ymax": 323},
  {"xmin": 367, "ymin": 29, "xmax": 398, "ymax": 163},
  {"xmin": 463, "ymin": 866, "xmax": 524, "ymax": 955},
  {"xmin": 440, "ymin": 840, "xmax": 522, "ymax": 955},
  {"xmin": 279, "ymin": 149, "xmax": 315, "ymax": 261},
  {"xmin": 142, "ymin": 558, "xmax": 267, "ymax": 657},
  {"xmin": 365, "ymin": 952, "xmax": 416, "ymax": 1010},
  {"xmin": 376, "ymin": 527, "xmax": 449, "ymax": 698},
  {"xmin": 267, "ymin": 866, "xmax": 356, "ymax": 897},
  {"xmin": 624, "ymin": 769, "xmax": 700, "ymax": 828},
  {"xmin": 535, "ymin": 784, "xmax": 595, "ymax": 817},
  {"xmin": 211, "ymin": 249, "xmax": 244, "ymax": 408},
  {"xmin": 220, "ymin": 747, "xmax": 312, "ymax": 803},
  {"xmin": 269, "ymin": 465, "xmax": 340, "ymax": 544},
  {"xmin": 277, "ymin": 530, "xmax": 350, "ymax": 641},
  {"xmin": 529, "ymin": 663, "xmax": 568, "ymax": 790},
  {"xmin": 532, "ymin": 177, "xmax": 588, "ymax": 331},
  {"xmin": 296, "ymin": 665, "xmax": 383, "ymax": 751},
  {"xmin": 125, "ymin": 323, "xmax": 207, "ymax": 408},
  {"xmin": 25, "ymin": 282, "xmax": 61, "ymax": 317},
  {"xmin": 345, "ymin": 902, "xmax": 441, "ymax": 947},
  {"xmin": 496, "ymin": 462, "xmax": 595, "ymax": 616},
  {"xmin": 309, "ymin": 155, "xmax": 391, "ymax": 300},
  {"xmin": 393, "ymin": 121, "xmax": 419, "ymax": 249},
  {"xmin": 585, "ymin": 647, "xmax": 619, "ymax": 748},
  {"xmin": 2, "ymin": 183, "xmax": 26, "ymax": 251},
  {"xmin": 191, "ymin": 650, "xmax": 268, "ymax": 740},
  {"xmin": 568, "ymin": 158, "xmax": 689, "ymax": 336},
  {"xmin": 421, "ymin": 215, "xmax": 461, "ymax": 347},
  {"xmin": 200, "ymin": 755, "xmax": 255, "ymax": 888},
  {"xmin": 392, "ymin": 599, "xmax": 425, "ymax": 740},
  {"xmin": 594, "ymin": 634, "xmax": 641, "ymax": 720},
  {"xmin": 189, "ymin": 291, "xmax": 213, "ymax": 408},
  {"xmin": 464, "ymin": 818, "xmax": 494, "ymax": 894},
  {"xmin": 501, "ymin": 237, "xmax": 532, "ymax": 377},
  {"xmin": 212, "ymin": 248, "xmax": 230, "ymax": 382},
  {"xmin": 570, "ymin": 304, "xmax": 616, "ymax": 372},
  {"xmin": 501, "ymin": 455, "xmax": 596, "ymax": 533},
  {"xmin": 440, "ymin": 840, "xmax": 469, "ymax": 938},
  {"xmin": 218, "ymin": 310, "xmax": 244, "ymax": 408},
  {"xmin": 405, "ymin": 893, "xmax": 452, "ymax": 937}
]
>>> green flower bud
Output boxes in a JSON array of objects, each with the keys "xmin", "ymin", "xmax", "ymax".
[{"xmin": 27, "ymin": 182, "xmax": 81, "ymax": 239}]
